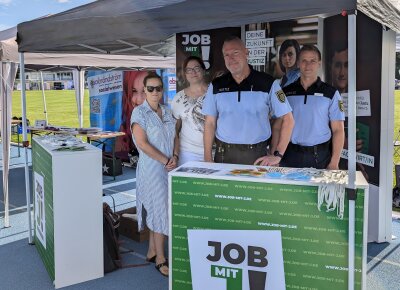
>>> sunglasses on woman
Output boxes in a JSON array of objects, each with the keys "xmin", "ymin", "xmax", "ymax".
[{"xmin": 146, "ymin": 85, "xmax": 163, "ymax": 92}]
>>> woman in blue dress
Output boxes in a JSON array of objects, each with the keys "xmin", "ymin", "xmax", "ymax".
[{"xmin": 131, "ymin": 72, "xmax": 178, "ymax": 277}]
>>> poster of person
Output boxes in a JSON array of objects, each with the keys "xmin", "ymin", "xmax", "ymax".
[
  {"xmin": 176, "ymin": 27, "xmax": 241, "ymax": 91},
  {"xmin": 244, "ymin": 18, "xmax": 318, "ymax": 81},
  {"xmin": 113, "ymin": 71, "xmax": 150, "ymax": 159},
  {"xmin": 324, "ymin": 12, "xmax": 382, "ymax": 186},
  {"xmin": 88, "ymin": 69, "xmax": 176, "ymax": 161}
]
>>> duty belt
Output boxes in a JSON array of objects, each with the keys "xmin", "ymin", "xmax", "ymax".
[
  {"xmin": 289, "ymin": 140, "xmax": 331, "ymax": 153},
  {"xmin": 215, "ymin": 138, "xmax": 270, "ymax": 150}
]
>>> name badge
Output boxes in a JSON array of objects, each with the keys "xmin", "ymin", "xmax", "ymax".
[
  {"xmin": 314, "ymin": 93, "xmax": 324, "ymax": 96},
  {"xmin": 218, "ymin": 88, "xmax": 230, "ymax": 92}
]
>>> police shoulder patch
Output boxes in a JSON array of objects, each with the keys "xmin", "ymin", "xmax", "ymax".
[
  {"xmin": 276, "ymin": 90, "xmax": 286, "ymax": 103},
  {"xmin": 338, "ymin": 100, "xmax": 344, "ymax": 112}
]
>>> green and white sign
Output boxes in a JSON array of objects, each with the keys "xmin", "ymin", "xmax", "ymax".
[
  {"xmin": 34, "ymin": 172, "xmax": 46, "ymax": 248},
  {"xmin": 170, "ymin": 162, "xmax": 367, "ymax": 290},
  {"xmin": 32, "ymin": 139, "xmax": 55, "ymax": 282},
  {"xmin": 187, "ymin": 229, "xmax": 285, "ymax": 290},
  {"xmin": 32, "ymin": 136, "xmax": 104, "ymax": 288}
]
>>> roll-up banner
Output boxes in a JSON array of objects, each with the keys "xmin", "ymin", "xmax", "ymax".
[
  {"xmin": 176, "ymin": 27, "xmax": 241, "ymax": 92},
  {"xmin": 88, "ymin": 69, "xmax": 176, "ymax": 157},
  {"xmin": 324, "ymin": 12, "xmax": 382, "ymax": 186}
]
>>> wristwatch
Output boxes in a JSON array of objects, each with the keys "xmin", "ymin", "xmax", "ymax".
[{"xmin": 273, "ymin": 150, "xmax": 283, "ymax": 159}]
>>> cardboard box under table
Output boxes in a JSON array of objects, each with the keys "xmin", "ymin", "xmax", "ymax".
[
  {"xmin": 32, "ymin": 137, "xmax": 103, "ymax": 288},
  {"xmin": 169, "ymin": 161, "xmax": 368, "ymax": 290}
]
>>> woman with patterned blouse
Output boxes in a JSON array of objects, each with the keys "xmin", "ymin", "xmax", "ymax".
[
  {"xmin": 172, "ymin": 56, "xmax": 209, "ymax": 165},
  {"xmin": 131, "ymin": 72, "xmax": 177, "ymax": 277}
]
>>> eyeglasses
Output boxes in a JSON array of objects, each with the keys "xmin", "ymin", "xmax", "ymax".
[
  {"xmin": 184, "ymin": 66, "xmax": 202, "ymax": 74},
  {"xmin": 146, "ymin": 85, "xmax": 163, "ymax": 92}
]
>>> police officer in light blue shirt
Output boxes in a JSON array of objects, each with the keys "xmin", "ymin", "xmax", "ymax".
[
  {"xmin": 203, "ymin": 79, "xmax": 291, "ymax": 145},
  {"xmin": 280, "ymin": 45, "xmax": 345, "ymax": 169},
  {"xmin": 202, "ymin": 36, "xmax": 294, "ymax": 166}
]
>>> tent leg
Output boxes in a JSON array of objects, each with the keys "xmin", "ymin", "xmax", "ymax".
[
  {"xmin": 79, "ymin": 69, "xmax": 85, "ymax": 128},
  {"xmin": 73, "ymin": 69, "xmax": 85, "ymax": 128},
  {"xmin": 0, "ymin": 61, "xmax": 17, "ymax": 229},
  {"xmin": 19, "ymin": 53, "xmax": 33, "ymax": 244},
  {"xmin": 40, "ymin": 71, "xmax": 48, "ymax": 124},
  {"xmin": 0, "ymin": 62, "xmax": 10, "ymax": 228},
  {"xmin": 347, "ymin": 12, "xmax": 357, "ymax": 290}
]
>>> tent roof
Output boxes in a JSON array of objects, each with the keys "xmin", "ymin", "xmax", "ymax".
[
  {"xmin": 0, "ymin": 27, "xmax": 175, "ymax": 70},
  {"xmin": 357, "ymin": 0, "xmax": 400, "ymax": 34},
  {"xmin": 16, "ymin": 0, "xmax": 356, "ymax": 55},
  {"xmin": 16, "ymin": 0, "xmax": 400, "ymax": 56}
]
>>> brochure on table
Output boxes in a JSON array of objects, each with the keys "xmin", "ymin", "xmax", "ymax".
[{"xmin": 169, "ymin": 161, "xmax": 368, "ymax": 290}]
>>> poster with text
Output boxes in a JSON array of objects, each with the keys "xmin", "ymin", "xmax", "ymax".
[
  {"xmin": 88, "ymin": 70, "xmax": 123, "ymax": 132},
  {"xmin": 188, "ymin": 229, "xmax": 285, "ymax": 290},
  {"xmin": 88, "ymin": 69, "xmax": 176, "ymax": 159},
  {"xmin": 245, "ymin": 18, "xmax": 318, "ymax": 78},
  {"xmin": 171, "ymin": 175, "xmax": 366, "ymax": 290},
  {"xmin": 324, "ymin": 13, "xmax": 382, "ymax": 186},
  {"xmin": 176, "ymin": 27, "xmax": 241, "ymax": 92},
  {"xmin": 88, "ymin": 70, "xmax": 123, "ymax": 153},
  {"xmin": 34, "ymin": 172, "xmax": 46, "ymax": 248}
]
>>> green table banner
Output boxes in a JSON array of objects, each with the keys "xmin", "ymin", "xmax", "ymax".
[{"xmin": 170, "ymin": 164, "xmax": 367, "ymax": 290}]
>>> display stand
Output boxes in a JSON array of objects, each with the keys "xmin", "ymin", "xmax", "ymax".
[
  {"xmin": 29, "ymin": 127, "xmax": 125, "ymax": 180},
  {"xmin": 169, "ymin": 162, "xmax": 368, "ymax": 290},
  {"xmin": 32, "ymin": 137, "xmax": 103, "ymax": 289}
]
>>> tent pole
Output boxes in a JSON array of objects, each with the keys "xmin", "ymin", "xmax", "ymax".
[
  {"xmin": 0, "ymin": 62, "xmax": 9, "ymax": 228},
  {"xmin": 73, "ymin": 69, "xmax": 85, "ymax": 128},
  {"xmin": 80, "ymin": 69, "xmax": 85, "ymax": 128},
  {"xmin": 40, "ymin": 71, "xmax": 48, "ymax": 124},
  {"xmin": 347, "ymin": 12, "xmax": 357, "ymax": 290},
  {"xmin": 19, "ymin": 53, "xmax": 33, "ymax": 244},
  {"xmin": 1, "ymin": 62, "xmax": 18, "ymax": 229}
]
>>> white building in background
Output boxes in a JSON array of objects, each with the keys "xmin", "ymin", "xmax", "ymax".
[{"xmin": 15, "ymin": 71, "xmax": 74, "ymax": 90}]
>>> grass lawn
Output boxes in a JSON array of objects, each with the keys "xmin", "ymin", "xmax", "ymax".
[
  {"xmin": 9, "ymin": 89, "xmax": 400, "ymax": 183},
  {"xmin": 11, "ymin": 89, "xmax": 90, "ymax": 128},
  {"xmin": 11, "ymin": 89, "xmax": 91, "ymax": 145}
]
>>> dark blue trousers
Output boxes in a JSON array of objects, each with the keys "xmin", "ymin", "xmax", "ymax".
[{"xmin": 280, "ymin": 143, "xmax": 331, "ymax": 169}]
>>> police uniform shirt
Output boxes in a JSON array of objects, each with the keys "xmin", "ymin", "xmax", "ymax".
[
  {"xmin": 281, "ymin": 68, "xmax": 300, "ymax": 88},
  {"xmin": 283, "ymin": 77, "xmax": 345, "ymax": 146},
  {"xmin": 202, "ymin": 68, "xmax": 292, "ymax": 144}
]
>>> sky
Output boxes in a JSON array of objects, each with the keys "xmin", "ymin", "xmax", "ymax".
[{"xmin": 0, "ymin": 0, "xmax": 94, "ymax": 31}]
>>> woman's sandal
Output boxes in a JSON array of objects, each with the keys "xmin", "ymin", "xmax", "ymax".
[
  {"xmin": 155, "ymin": 261, "xmax": 169, "ymax": 277},
  {"xmin": 146, "ymin": 255, "xmax": 156, "ymax": 263}
]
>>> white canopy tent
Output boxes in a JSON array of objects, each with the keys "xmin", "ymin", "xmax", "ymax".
[
  {"xmin": 15, "ymin": 0, "xmax": 400, "ymax": 54},
  {"xmin": 0, "ymin": 25, "xmax": 175, "ymax": 230},
  {"xmin": 15, "ymin": 0, "xmax": 400, "ymax": 288}
]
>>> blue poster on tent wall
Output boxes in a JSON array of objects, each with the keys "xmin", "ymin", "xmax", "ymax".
[
  {"xmin": 157, "ymin": 68, "xmax": 176, "ymax": 107},
  {"xmin": 87, "ymin": 70, "xmax": 123, "ymax": 151}
]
